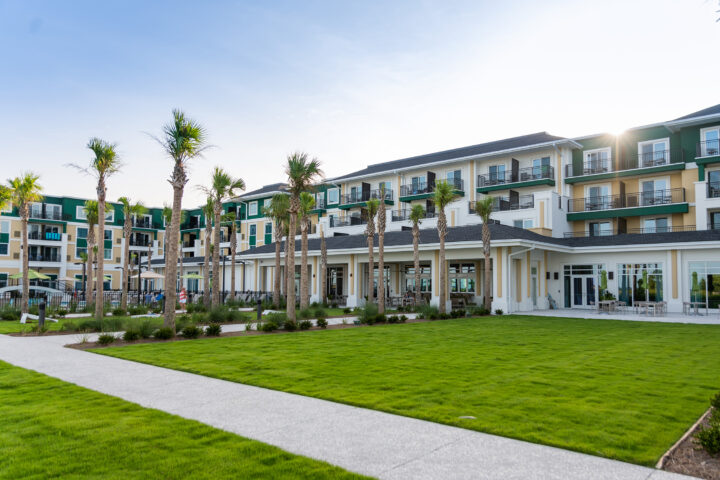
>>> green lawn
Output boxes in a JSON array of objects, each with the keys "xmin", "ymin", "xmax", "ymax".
[
  {"xmin": 93, "ymin": 316, "xmax": 720, "ymax": 466},
  {"xmin": 0, "ymin": 361, "xmax": 367, "ymax": 479},
  {"xmin": 0, "ymin": 318, "xmax": 69, "ymax": 334}
]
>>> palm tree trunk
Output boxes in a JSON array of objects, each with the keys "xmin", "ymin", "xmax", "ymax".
[
  {"xmin": 286, "ymin": 207, "xmax": 298, "ymax": 322},
  {"xmin": 203, "ymin": 227, "xmax": 211, "ymax": 308},
  {"xmin": 20, "ymin": 210, "xmax": 29, "ymax": 314},
  {"xmin": 230, "ymin": 227, "xmax": 236, "ymax": 300},
  {"xmin": 413, "ymin": 225, "xmax": 421, "ymax": 306},
  {"xmin": 320, "ymin": 230, "xmax": 327, "ymax": 305},
  {"xmin": 95, "ymin": 188, "xmax": 105, "ymax": 321},
  {"xmin": 367, "ymin": 235, "xmax": 374, "ymax": 305},
  {"xmin": 377, "ymin": 210, "xmax": 386, "ymax": 314},
  {"xmin": 147, "ymin": 243, "xmax": 152, "ymax": 293},
  {"xmin": 273, "ymin": 225, "xmax": 281, "ymax": 307},
  {"xmin": 212, "ymin": 207, "xmax": 221, "ymax": 307},
  {"xmin": 284, "ymin": 231, "xmax": 289, "ymax": 301},
  {"xmin": 299, "ymin": 217, "xmax": 309, "ymax": 309},
  {"xmin": 438, "ymin": 210, "xmax": 447, "ymax": 314},
  {"xmin": 121, "ymin": 220, "xmax": 130, "ymax": 311},
  {"xmin": 87, "ymin": 231, "xmax": 95, "ymax": 308},
  {"xmin": 163, "ymin": 183, "xmax": 183, "ymax": 331},
  {"xmin": 483, "ymin": 223, "xmax": 492, "ymax": 310}
]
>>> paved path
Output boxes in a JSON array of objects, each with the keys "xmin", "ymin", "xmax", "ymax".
[
  {"xmin": 528, "ymin": 309, "xmax": 720, "ymax": 325},
  {"xmin": 0, "ymin": 333, "xmax": 691, "ymax": 480}
]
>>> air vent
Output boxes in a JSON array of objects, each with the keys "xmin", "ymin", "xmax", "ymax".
[
  {"xmin": 115, "ymin": 257, "xmax": 120, "ymax": 263},
  {"xmin": 67, "ymin": 255, "xmax": 71, "ymax": 261},
  {"xmin": 13, "ymin": 253, "xmax": 19, "ymax": 259},
  {"xmin": 68, "ymin": 234, "xmax": 72, "ymax": 241},
  {"xmin": 13, "ymin": 231, "xmax": 20, "ymax": 238},
  {"xmin": 116, "ymin": 238, "xmax": 121, "ymax": 244}
]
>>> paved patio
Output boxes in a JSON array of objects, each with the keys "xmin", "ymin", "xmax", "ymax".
[
  {"xmin": 0, "ymin": 332, "xmax": 692, "ymax": 479},
  {"xmin": 527, "ymin": 308, "xmax": 720, "ymax": 325}
]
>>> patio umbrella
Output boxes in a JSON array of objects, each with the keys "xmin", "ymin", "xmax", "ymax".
[
  {"xmin": 140, "ymin": 271, "xmax": 164, "ymax": 279},
  {"xmin": 9, "ymin": 269, "xmax": 51, "ymax": 280},
  {"xmin": 181, "ymin": 273, "xmax": 204, "ymax": 279}
]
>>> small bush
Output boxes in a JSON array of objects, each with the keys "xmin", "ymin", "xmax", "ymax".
[
  {"xmin": 0, "ymin": 308, "xmax": 20, "ymax": 321},
  {"xmin": 696, "ymin": 424, "xmax": 720, "ymax": 454},
  {"xmin": 388, "ymin": 315, "xmax": 399, "ymax": 324},
  {"xmin": 711, "ymin": 392, "xmax": 720, "ymax": 410},
  {"xmin": 137, "ymin": 319, "xmax": 157, "ymax": 339},
  {"xmin": 97, "ymin": 333, "xmax": 116, "ymax": 345},
  {"xmin": 187, "ymin": 303, "xmax": 207, "ymax": 314},
  {"xmin": 245, "ymin": 320, "xmax": 254, "ymax": 332},
  {"xmin": 312, "ymin": 306, "xmax": 327, "ymax": 319},
  {"xmin": 181, "ymin": 325, "xmax": 202, "ymax": 339},
  {"xmin": 374, "ymin": 313, "xmax": 387, "ymax": 324},
  {"xmin": 284, "ymin": 320, "xmax": 297, "ymax": 332},
  {"xmin": 205, "ymin": 323, "xmax": 222, "ymax": 336},
  {"xmin": 61, "ymin": 320, "xmax": 78, "ymax": 332},
  {"xmin": 77, "ymin": 317, "xmax": 102, "ymax": 332},
  {"xmin": 55, "ymin": 308, "xmax": 68, "ymax": 318},
  {"xmin": 439, "ymin": 312, "xmax": 451, "ymax": 320},
  {"xmin": 264, "ymin": 312, "xmax": 288, "ymax": 326},
  {"xmin": 316, "ymin": 318, "xmax": 328, "ymax": 329},
  {"xmin": 450, "ymin": 309, "xmax": 466, "ymax": 318},
  {"xmin": 399, "ymin": 314, "xmax": 408, "ymax": 323},
  {"xmin": 359, "ymin": 303, "xmax": 379, "ymax": 325},
  {"xmin": 112, "ymin": 307, "xmax": 126, "ymax": 316},
  {"xmin": 102, "ymin": 316, "xmax": 124, "ymax": 332},
  {"xmin": 128, "ymin": 305, "xmax": 149, "ymax": 316},
  {"xmin": 416, "ymin": 304, "xmax": 439, "ymax": 320},
  {"xmin": 494, "ymin": 309, "xmax": 504, "ymax": 315},
  {"xmin": 469, "ymin": 306, "xmax": 490, "ymax": 316},
  {"xmin": 154, "ymin": 327, "xmax": 174, "ymax": 340},
  {"xmin": 330, "ymin": 302, "xmax": 338, "ymax": 309},
  {"xmin": 123, "ymin": 329, "xmax": 140, "ymax": 342},
  {"xmin": 29, "ymin": 324, "xmax": 49, "ymax": 334},
  {"xmin": 299, "ymin": 320, "xmax": 312, "ymax": 330},
  {"xmin": 342, "ymin": 307, "xmax": 352, "ymax": 314},
  {"xmin": 207, "ymin": 307, "xmax": 227, "ymax": 323},
  {"xmin": 261, "ymin": 321, "xmax": 279, "ymax": 332},
  {"xmin": 298, "ymin": 307, "xmax": 313, "ymax": 320}
]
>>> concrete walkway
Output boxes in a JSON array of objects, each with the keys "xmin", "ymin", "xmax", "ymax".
[
  {"xmin": 528, "ymin": 308, "xmax": 720, "ymax": 325},
  {"xmin": 0, "ymin": 333, "xmax": 691, "ymax": 480}
]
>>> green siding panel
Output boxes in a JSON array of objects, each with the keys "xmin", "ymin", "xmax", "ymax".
[
  {"xmin": 567, "ymin": 203, "xmax": 689, "ymax": 221},
  {"xmin": 476, "ymin": 180, "xmax": 554, "ymax": 193},
  {"xmin": 565, "ymin": 163, "xmax": 685, "ymax": 184}
]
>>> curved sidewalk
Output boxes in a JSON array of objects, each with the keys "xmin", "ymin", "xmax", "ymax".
[{"xmin": 0, "ymin": 333, "xmax": 691, "ymax": 480}]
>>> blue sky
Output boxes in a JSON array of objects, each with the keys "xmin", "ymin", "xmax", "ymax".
[{"xmin": 1, "ymin": 0, "xmax": 719, "ymax": 207}]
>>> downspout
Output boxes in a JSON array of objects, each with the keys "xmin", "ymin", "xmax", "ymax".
[{"xmin": 507, "ymin": 246, "xmax": 535, "ymax": 314}]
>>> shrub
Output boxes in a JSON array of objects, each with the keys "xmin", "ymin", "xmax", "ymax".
[
  {"xmin": 374, "ymin": 313, "xmax": 387, "ymax": 324},
  {"xmin": 97, "ymin": 334, "xmax": 116, "ymax": 345},
  {"xmin": 439, "ymin": 312, "xmax": 451, "ymax": 320},
  {"xmin": 181, "ymin": 325, "xmax": 202, "ymax": 339},
  {"xmin": 137, "ymin": 319, "xmax": 158, "ymax": 339},
  {"xmin": 151, "ymin": 306, "xmax": 162, "ymax": 314},
  {"xmin": 112, "ymin": 307, "xmax": 126, "ymax": 316},
  {"xmin": 123, "ymin": 329, "xmax": 140, "ymax": 342},
  {"xmin": 245, "ymin": 320, "xmax": 254, "ymax": 332},
  {"xmin": 77, "ymin": 317, "xmax": 102, "ymax": 332},
  {"xmin": 399, "ymin": 314, "xmax": 408, "ymax": 323},
  {"xmin": 29, "ymin": 324, "xmax": 49, "ymax": 334},
  {"xmin": 154, "ymin": 327, "xmax": 174, "ymax": 340},
  {"xmin": 299, "ymin": 320, "xmax": 312, "ymax": 330},
  {"xmin": 298, "ymin": 307, "xmax": 313, "ymax": 320},
  {"xmin": 61, "ymin": 320, "xmax": 78, "ymax": 332},
  {"xmin": 416, "ymin": 304, "xmax": 439, "ymax": 320},
  {"xmin": 494, "ymin": 309, "xmax": 504, "ymax": 315},
  {"xmin": 261, "ymin": 321, "xmax": 278, "ymax": 332},
  {"xmin": 101, "ymin": 316, "xmax": 124, "ymax": 332},
  {"xmin": 128, "ymin": 305, "xmax": 149, "ymax": 316},
  {"xmin": 207, "ymin": 307, "xmax": 228, "ymax": 324},
  {"xmin": 359, "ymin": 303, "xmax": 379, "ymax": 325},
  {"xmin": 469, "ymin": 306, "xmax": 490, "ymax": 316},
  {"xmin": 696, "ymin": 424, "xmax": 720, "ymax": 455},
  {"xmin": 55, "ymin": 308, "xmax": 68, "ymax": 318},
  {"xmin": 342, "ymin": 307, "xmax": 352, "ymax": 314},
  {"xmin": 284, "ymin": 320, "xmax": 297, "ymax": 332},
  {"xmin": 205, "ymin": 323, "xmax": 222, "ymax": 336},
  {"xmin": 187, "ymin": 303, "xmax": 207, "ymax": 314},
  {"xmin": 175, "ymin": 314, "xmax": 192, "ymax": 332},
  {"xmin": 330, "ymin": 302, "xmax": 338, "ymax": 309},
  {"xmin": 312, "ymin": 306, "xmax": 327, "ymax": 319},
  {"xmin": 0, "ymin": 308, "xmax": 20, "ymax": 321},
  {"xmin": 316, "ymin": 318, "xmax": 328, "ymax": 329},
  {"xmin": 450, "ymin": 309, "xmax": 466, "ymax": 318},
  {"xmin": 264, "ymin": 312, "xmax": 288, "ymax": 326},
  {"xmin": 711, "ymin": 392, "xmax": 720, "ymax": 410},
  {"xmin": 388, "ymin": 315, "xmax": 399, "ymax": 324}
]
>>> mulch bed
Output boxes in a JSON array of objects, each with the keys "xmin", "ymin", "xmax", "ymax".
[{"xmin": 662, "ymin": 408, "xmax": 720, "ymax": 479}]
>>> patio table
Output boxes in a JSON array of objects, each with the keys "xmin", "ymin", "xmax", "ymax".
[
  {"xmin": 683, "ymin": 301, "xmax": 707, "ymax": 316},
  {"xmin": 598, "ymin": 300, "xmax": 616, "ymax": 313}
]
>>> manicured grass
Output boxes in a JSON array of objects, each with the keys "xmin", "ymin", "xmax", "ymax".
[
  {"xmin": 94, "ymin": 316, "xmax": 720, "ymax": 466},
  {"xmin": 0, "ymin": 361, "xmax": 368, "ymax": 479},
  {"xmin": 0, "ymin": 318, "xmax": 68, "ymax": 334}
]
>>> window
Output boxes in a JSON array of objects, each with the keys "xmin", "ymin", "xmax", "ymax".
[
  {"xmin": 264, "ymin": 223, "xmax": 272, "ymax": 236},
  {"xmin": 327, "ymin": 188, "xmax": 339, "ymax": 204},
  {"xmin": 350, "ymin": 186, "xmax": 360, "ymax": 202},
  {"xmin": 0, "ymin": 220, "xmax": 8, "ymax": 256},
  {"xmin": 689, "ymin": 261, "xmax": 720, "ymax": 308},
  {"xmin": 46, "ymin": 204, "xmax": 61, "ymax": 219},
  {"xmin": 701, "ymin": 127, "xmax": 720, "ymax": 157},
  {"xmin": 513, "ymin": 219, "xmax": 534, "ymax": 229},
  {"xmin": 30, "ymin": 202, "xmax": 42, "ymax": 218},
  {"xmin": 489, "ymin": 165, "xmax": 506, "ymax": 183},
  {"xmin": 249, "ymin": 224, "xmax": 256, "ymax": 235},
  {"xmin": 583, "ymin": 148, "xmax": 611, "ymax": 174},
  {"xmin": 638, "ymin": 138, "xmax": 669, "ymax": 167},
  {"xmin": 449, "ymin": 263, "xmax": 476, "ymax": 293},
  {"xmin": 586, "ymin": 185, "xmax": 610, "ymax": 210},
  {"xmin": 76, "ymin": 206, "xmax": 87, "ymax": 220},
  {"xmin": 0, "ymin": 273, "xmax": 7, "ymax": 288},
  {"xmin": 711, "ymin": 211, "xmax": 720, "ymax": 230},
  {"xmin": 104, "ymin": 248, "xmax": 112, "ymax": 260},
  {"xmin": 446, "ymin": 170, "xmax": 462, "ymax": 189},
  {"xmin": 411, "ymin": 176, "xmax": 426, "ymax": 193},
  {"xmin": 618, "ymin": 263, "xmax": 663, "ymax": 304},
  {"xmin": 404, "ymin": 264, "xmax": 432, "ymax": 293},
  {"xmin": 709, "ymin": 171, "xmax": 720, "ymax": 198},
  {"xmin": 641, "ymin": 179, "xmax": 668, "ymax": 206},
  {"xmin": 532, "ymin": 157, "xmax": 551, "ymax": 178},
  {"xmin": 643, "ymin": 217, "xmax": 668, "ymax": 233},
  {"xmin": 248, "ymin": 201, "xmax": 258, "ymax": 216},
  {"xmin": 77, "ymin": 227, "xmax": 88, "ymax": 239},
  {"xmin": 104, "ymin": 229, "xmax": 112, "ymax": 241},
  {"xmin": 589, "ymin": 221, "xmax": 612, "ymax": 236}
]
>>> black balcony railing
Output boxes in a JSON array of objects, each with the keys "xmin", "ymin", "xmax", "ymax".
[
  {"xmin": 484, "ymin": 194, "xmax": 535, "ymax": 212},
  {"xmin": 477, "ymin": 166, "xmax": 553, "ymax": 187},
  {"xmin": 29, "ymin": 253, "xmax": 61, "ymax": 262},
  {"xmin": 400, "ymin": 181, "xmax": 432, "ymax": 197},
  {"xmin": 129, "ymin": 237, "xmax": 151, "ymax": 247},
  {"xmin": 697, "ymin": 140, "xmax": 720, "ymax": 158},
  {"xmin": 29, "ymin": 209, "xmax": 66, "ymax": 221},
  {"xmin": 182, "ymin": 241, "xmax": 195, "ymax": 248},
  {"xmin": 564, "ymin": 225, "xmax": 697, "ymax": 237},
  {"xmin": 391, "ymin": 209, "xmax": 437, "ymax": 222},
  {"xmin": 314, "ymin": 197, "xmax": 326, "ymax": 209},
  {"xmin": 563, "ymin": 230, "xmax": 617, "ymax": 238},
  {"xmin": 132, "ymin": 218, "xmax": 153, "ymax": 228},
  {"xmin": 329, "ymin": 215, "xmax": 366, "ymax": 228},
  {"xmin": 629, "ymin": 149, "xmax": 684, "ymax": 169},
  {"xmin": 28, "ymin": 231, "xmax": 62, "ymax": 241},
  {"xmin": 708, "ymin": 182, "xmax": 720, "ymax": 199},
  {"xmin": 568, "ymin": 188, "xmax": 686, "ymax": 213},
  {"xmin": 565, "ymin": 159, "xmax": 611, "ymax": 177},
  {"xmin": 340, "ymin": 188, "xmax": 394, "ymax": 206}
]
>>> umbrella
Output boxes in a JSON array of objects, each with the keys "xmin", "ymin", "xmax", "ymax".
[
  {"xmin": 9, "ymin": 269, "xmax": 50, "ymax": 280},
  {"xmin": 61, "ymin": 276, "xmax": 79, "ymax": 283},
  {"xmin": 140, "ymin": 271, "xmax": 164, "ymax": 279},
  {"xmin": 181, "ymin": 273, "xmax": 204, "ymax": 279}
]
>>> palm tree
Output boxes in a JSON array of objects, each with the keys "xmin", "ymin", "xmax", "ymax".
[
  {"xmin": 83, "ymin": 200, "xmax": 99, "ymax": 307},
  {"xmin": 364, "ymin": 198, "xmax": 380, "ymax": 305},
  {"xmin": 0, "ymin": 186, "xmax": 10, "ymax": 210},
  {"xmin": 78, "ymin": 251, "xmax": 89, "ymax": 299},
  {"xmin": 7, "ymin": 173, "xmax": 43, "ymax": 314},
  {"xmin": 201, "ymin": 198, "xmax": 214, "ymax": 308},
  {"xmin": 223, "ymin": 211, "xmax": 239, "ymax": 300},
  {"xmin": 376, "ymin": 186, "xmax": 387, "ymax": 314},
  {"xmin": 298, "ymin": 191, "xmax": 315, "ymax": 309},
  {"xmin": 432, "ymin": 180, "xmax": 459, "ymax": 314},
  {"xmin": 161, "ymin": 205, "xmax": 186, "ymax": 299},
  {"xmin": 154, "ymin": 109, "xmax": 207, "ymax": 331},
  {"xmin": 118, "ymin": 197, "xmax": 147, "ymax": 311},
  {"xmin": 199, "ymin": 167, "xmax": 245, "ymax": 307},
  {"xmin": 475, "ymin": 196, "xmax": 495, "ymax": 310},
  {"xmin": 70, "ymin": 138, "xmax": 122, "ymax": 321},
  {"xmin": 409, "ymin": 204, "xmax": 426, "ymax": 307},
  {"xmin": 284, "ymin": 153, "xmax": 323, "ymax": 321},
  {"xmin": 262, "ymin": 193, "xmax": 289, "ymax": 307},
  {"xmin": 320, "ymin": 228, "xmax": 327, "ymax": 305}
]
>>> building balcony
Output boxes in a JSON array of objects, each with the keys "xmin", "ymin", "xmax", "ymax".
[
  {"xmin": 129, "ymin": 237, "xmax": 152, "ymax": 247},
  {"xmin": 564, "ymin": 225, "xmax": 696, "ymax": 238},
  {"xmin": 476, "ymin": 166, "xmax": 554, "ymax": 193},
  {"xmin": 329, "ymin": 215, "xmax": 366, "ymax": 228},
  {"xmin": 339, "ymin": 189, "xmax": 394, "ymax": 209},
  {"xmin": 391, "ymin": 209, "xmax": 437, "ymax": 222},
  {"xmin": 29, "ymin": 210, "xmax": 68, "ymax": 221},
  {"xmin": 29, "ymin": 253, "xmax": 61, "ymax": 263},
  {"xmin": 567, "ymin": 188, "xmax": 688, "ymax": 220},
  {"xmin": 708, "ymin": 182, "xmax": 720, "ymax": 199},
  {"xmin": 565, "ymin": 150, "xmax": 685, "ymax": 183},
  {"xmin": 132, "ymin": 218, "xmax": 161, "ymax": 229},
  {"xmin": 697, "ymin": 140, "xmax": 720, "ymax": 158},
  {"xmin": 468, "ymin": 194, "xmax": 534, "ymax": 214},
  {"xmin": 399, "ymin": 178, "xmax": 463, "ymax": 201},
  {"xmin": 28, "ymin": 231, "xmax": 62, "ymax": 242}
]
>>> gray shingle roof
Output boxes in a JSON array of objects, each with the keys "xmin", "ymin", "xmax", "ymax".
[
  {"xmin": 239, "ymin": 224, "xmax": 720, "ymax": 256},
  {"xmin": 237, "ymin": 183, "xmax": 287, "ymax": 199},
  {"xmin": 330, "ymin": 132, "xmax": 568, "ymax": 181},
  {"xmin": 672, "ymin": 103, "xmax": 720, "ymax": 121}
]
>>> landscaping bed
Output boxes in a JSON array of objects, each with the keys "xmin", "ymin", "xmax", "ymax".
[{"xmin": 663, "ymin": 404, "xmax": 720, "ymax": 479}]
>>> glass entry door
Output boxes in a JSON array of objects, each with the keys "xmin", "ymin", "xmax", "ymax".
[{"xmin": 564, "ymin": 264, "xmax": 602, "ymax": 308}]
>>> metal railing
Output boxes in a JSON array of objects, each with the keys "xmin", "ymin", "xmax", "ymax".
[
  {"xmin": 564, "ymin": 225, "xmax": 697, "ymax": 238},
  {"xmin": 29, "ymin": 209, "xmax": 67, "ymax": 221},
  {"xmin": 391, "ymin": 209, "xmax": 437, "ymax": 222},
  {"xmin": 314, "ymin": 197, "xmax": 326, "ymax": 209},
  {"xmin": 28, "ymin": 231, "xmax": 62, "ymax": 241},
  {"xmin": 329, "ymin": 215, "xmax": 366, "ymax": 228},
  {"xmin": 708, "ymin": 182, "xmax": 720, "ymax": 199},
  {"xmin": 129, "ymin": 236, "xmax": 151, "ymax": 247},
  {"xmin": 28, "ymin": 253, "xmax": 61, "ymax": 262},
  {"xmin": 182, "ymin": 241, "xmax": 195, "ymax": 248},
  {"xmin": 132, "ymin": 218, "xmax": 154, "ymax": 228},
  {"xmin": 339, "ymin": 188, "xmax": 394, "ymax": 206},
  {"xmin": 565, "ymin": 159, "xmax": 611, "ymax": 177},
  {"xmin": 477, "ymin": 166, "xmax": 553, "ymax": 187},
  {"xmin": 471, "ymin": 194, "xmax": 535, "ymax": 212},
  {"xmin": 627, "ymin": 225, "xmax": 696, "ymax": 234},
  {"xmin": 629, "ymin": 149, "xmax": 684, "ymax": 169},
  {"xmin": 568, "ymin": 188, "xmax": 686, "ymax": 212},
  {"xmin": 400, "ymin": 178, "xmax": 464, "ymax": 196},
  {"xmin": 563, "ymin": 230, "xmax": 617, "ymax": 238},
  {"xmin": 697, "ymin": 140, "xmax": 720, "ymax": 158}
]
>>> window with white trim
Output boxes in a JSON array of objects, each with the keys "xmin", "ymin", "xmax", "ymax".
[
  {"xmin": 637, "ymin": 138, "xmax": 669, "ymax": 167},
  {"xmin": 76, "ymin": 206, "xmax": 87, "ymax": 220},
  {"xmin": 583, "ymin": 148, "xmax": 611, "ymax": 174},
  {"xmin": 701, "ymin": 126, "xmax": 720, "ymax": 157},
  {"xmin": 513, "ymin": 219, "xmax": 534, "ymax": 229},
  {"xmin": 327, "ymin": 188, "xmax": 339, "ymax": 204},
  {"xmin": 249, "ymin": 201, "xmax": 258, "ymax": 216}
]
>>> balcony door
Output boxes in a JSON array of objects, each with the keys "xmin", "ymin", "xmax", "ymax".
[
  {"xmin": 702, "ymin": 128, "xmax": 720, "ymax": 156},
  {"xmin": 411, "ymin": 176, "xmax": 425, "ymax": 195},
  {"xmin": 532, "ymin": 157, "xmax": 550, "ymax": 179},
  {"xmin": 641, "ymin": 179, "xmax": 667, "ymax": 206},
  {"xmin": 587, "ymin": 186, "xmax": 609, "ymax": 210},
  {"xmin": 638, "ymin": 140, "xmax": 668, "ymax": 167},
  {"xmin": 708, "ymin": 171, "xmax": 720, "ymax": 198}
]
